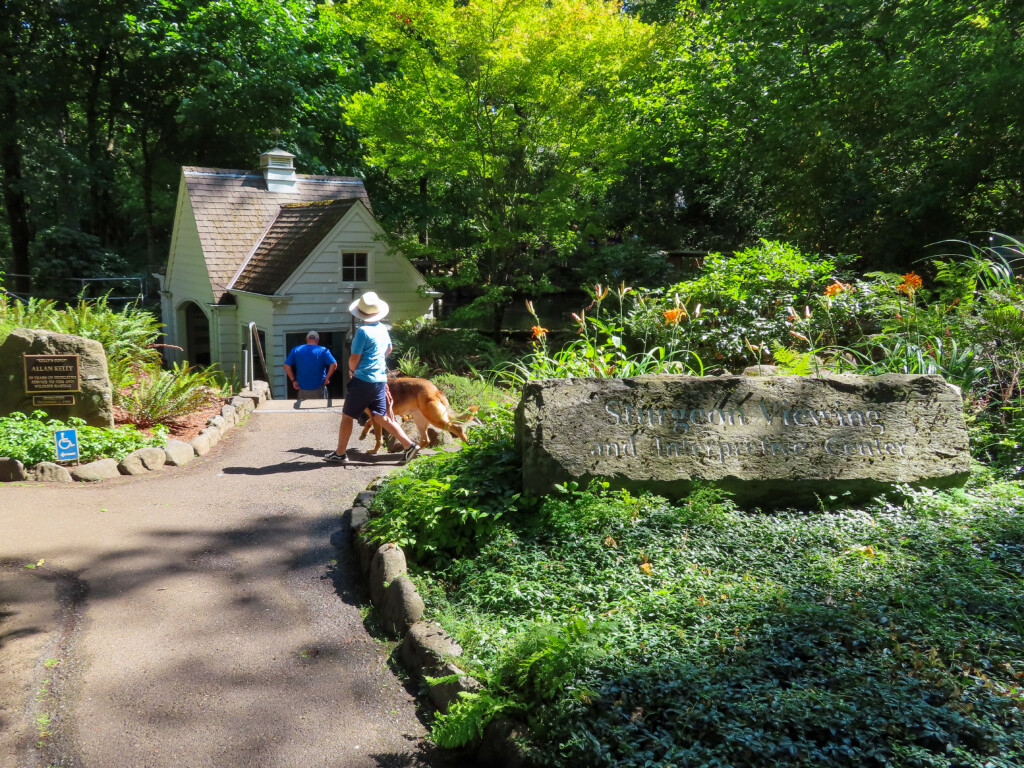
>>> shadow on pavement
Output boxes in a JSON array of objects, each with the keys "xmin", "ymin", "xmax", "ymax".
[
  {"xmin": 31, "ymin": 507, "xmax": 451, "ymax": 767},
  {"xmin": 221, "ymin": 447, "xmax": 402, "ymax": 475}
]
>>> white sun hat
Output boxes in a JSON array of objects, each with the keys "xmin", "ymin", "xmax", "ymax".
[{"xmin": 349, "ymin": 291, "xmax": 390, "ymax": 322}]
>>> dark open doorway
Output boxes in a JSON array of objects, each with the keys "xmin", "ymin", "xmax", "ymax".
[
  {"xmin": 183, "ymin": 302, "xmax": 211, "ymax": 366},
  {"xmin": 283, "ymin": 331, "xmax": 347, "ymax": 400}
]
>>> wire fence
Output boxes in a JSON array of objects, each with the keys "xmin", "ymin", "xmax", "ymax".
[{"xmin": 1, "ymin": 274, "xmax": 148, "ymax": 304}]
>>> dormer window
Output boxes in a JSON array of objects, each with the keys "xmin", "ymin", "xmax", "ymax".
[{"xmin": 342, "ymin": 252, "xmax": 368, "ymax": 282}]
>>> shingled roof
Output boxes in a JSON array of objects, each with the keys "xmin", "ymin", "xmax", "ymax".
[
  {"xmin": 183, "ymin": 167, "xmax": 369, "ymax": 302},
  {"xmin": 229, "ymin": 199, "xmax": 361, "ymax": 295}
]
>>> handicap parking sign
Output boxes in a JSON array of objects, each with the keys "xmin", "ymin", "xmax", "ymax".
[{"xmin": 55, "ymin": 429, "xmax": 79, "ymax": 462}]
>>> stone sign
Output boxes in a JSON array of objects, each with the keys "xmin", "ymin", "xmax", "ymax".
[
  {"xmin": 24, "ymin": 354, "xmax": 80, "ymax": 393},
  {"xmin": 514, "ymin": 374, "xmax": 970, "ymax": 506},
  {"xmin": 0, "ymin": 329, "xmax": 113, "ymax": 427}
]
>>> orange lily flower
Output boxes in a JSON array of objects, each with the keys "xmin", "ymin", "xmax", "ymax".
[{"xmin": 898, "ymin": 272, "xmax": 923, "ymax": 295}]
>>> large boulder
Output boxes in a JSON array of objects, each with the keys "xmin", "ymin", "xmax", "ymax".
[
  {"xmin": 0, "ymin": 328, "xmax": 113, "ymax": 427},
  {"xmin": 515, "ymin": 374, "xmax": 971, "ymax": 507}
]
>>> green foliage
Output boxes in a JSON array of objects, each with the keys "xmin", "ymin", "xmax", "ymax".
[
  {"xmin": 769, "ymin": 342, "xmax": 820, "ymax": 376},
  {"xmin": 620, "ymin": 241, "xmax": 873, "ymax": 369},
  {"xmin": 390, "ymin": 318, "xmax": 498, "ymax": 374},
  {"xmin": 345, "ymin": 0, "xmax": 658, "ymax": 328},
  {"xmin": 430, "ymin": 372, "xmax": 514, "ymax": 419},
  {"xmin": 116, "ymin": 362, "xmax": 225, "ymax": 429},
  {"xmin": 573, "ymin": 241, "xmax": 673, "ymax": 290},
  {"xmin": 430, "ymin": 691, "xmax": 510, "ymax": 749},
  {"xmin": 28, "ymin": 227, "xmax": 128, "ymax": 300},
  {"xmin": 0, "ymin": 411, "xmax": 167, "ymax": 465},
  {"xmin": 406, "ymin": 478, "xmax": 1024, "ymax": 766},
  {"xmin": 1, "ymin": 294, "xmax": 230, "ymax": 427},
  {"xmin": 0, "ymin": 294, "xmax": 162, "ymax": 391},
  {"xmin": 364, "ymin": 413, "xmax": 522, "ymax": 563},
  {"xmin": 497, "ymin": 288, "xmax": 703, "ymax": 386},
  {"xmin": 395, "ymin": 350, "xmax": 430, "ymax": 379},
  {"xmin": 658, "ymin": 0, "xmax": 1024, "ymax": 263}
]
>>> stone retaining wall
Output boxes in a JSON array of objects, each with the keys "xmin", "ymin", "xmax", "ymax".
[
  {"xmin": 349, "ymin": 490, "xmax": 530, "ymax": 768},
  {"xmin": 0, "ymin": 386, "xmax": 268, "ymax": 483}
]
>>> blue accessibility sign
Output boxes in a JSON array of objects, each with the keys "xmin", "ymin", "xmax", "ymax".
[{"xmin": 54, "ymin": 429, "xmax": 80, "ymax": 462}]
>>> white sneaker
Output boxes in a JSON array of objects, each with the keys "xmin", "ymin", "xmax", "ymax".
[{"xmin": 400, "ymin": 444, "xmax": 420, "ymax": 465}]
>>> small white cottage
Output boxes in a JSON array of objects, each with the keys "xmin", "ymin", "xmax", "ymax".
[{"xmin": 159, "ymin": 149, "xmax": 432, "ymax": 399}]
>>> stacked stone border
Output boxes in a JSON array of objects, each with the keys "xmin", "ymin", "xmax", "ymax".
[
  {"xmin": 348, "ymin": 489, "xmax": 531, "ymax": 768},
  {"xmin": 0, "ymin": 382, "xmax": 271, "ymax": 483}
]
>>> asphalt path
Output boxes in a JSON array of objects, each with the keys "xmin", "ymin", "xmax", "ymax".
[{"xmin": 0, "ymin": 408, "xmax": 448, "ymax": 768}]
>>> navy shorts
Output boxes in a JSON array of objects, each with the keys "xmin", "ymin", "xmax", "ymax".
[{"xmin": 343, "ymin": 377, "xmax": 387, "ymax": 418}]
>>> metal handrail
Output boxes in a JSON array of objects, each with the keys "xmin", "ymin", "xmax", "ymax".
[{"xmin": 246, "ymin": 322, "xmax": 271, "ymax": 397}]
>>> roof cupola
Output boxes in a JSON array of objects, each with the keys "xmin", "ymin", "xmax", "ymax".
[{"xmin": 259, "ymin": 147, "xmax": 297, "ymax": 193}]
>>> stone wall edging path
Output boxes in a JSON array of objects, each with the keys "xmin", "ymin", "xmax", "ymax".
[
  {"xmin": 350, "ymin": 489, "xmax": 532, "ymax": 768},
  {"xmin": 0, "ymin": 383, "xmax": 269, "ymax": 483}
]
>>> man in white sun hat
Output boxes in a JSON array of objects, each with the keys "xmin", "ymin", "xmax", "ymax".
[{"xmin": 325, "ymin": 291, "xmax": 419, "ymax": 465}]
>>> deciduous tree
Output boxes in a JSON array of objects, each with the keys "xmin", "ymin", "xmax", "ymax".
[{"xmin": 345, "ymin": 0, "xmax": 657, "ymax": 329}]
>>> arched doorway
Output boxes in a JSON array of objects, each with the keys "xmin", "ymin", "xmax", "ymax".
[{"xmin": 181, "ymin": 302, "xmax": 211, "ymax": 366}]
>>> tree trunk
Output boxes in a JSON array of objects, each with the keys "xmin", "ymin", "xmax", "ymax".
[{"xmin": 0, "ymin": 83, "xmax": 32, "ymax": 294}]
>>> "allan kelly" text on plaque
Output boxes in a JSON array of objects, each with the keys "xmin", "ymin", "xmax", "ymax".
[{"xmin": 24, "ymin": 354, "xmax": 81, "ymax": 394}]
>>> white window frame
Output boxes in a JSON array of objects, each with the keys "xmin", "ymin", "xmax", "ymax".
[{"xmin": 341, "ymin": 251, "xmax": 370, "ymax": 283}]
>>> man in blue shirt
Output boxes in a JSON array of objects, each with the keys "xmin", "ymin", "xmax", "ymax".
[
  {"xmin": 284, "ymin": 331, "xmax": 337, "ymax": 400},
  {"xmin": 325, "ymin": 292, "xmax": 419, "ymax": 465}
]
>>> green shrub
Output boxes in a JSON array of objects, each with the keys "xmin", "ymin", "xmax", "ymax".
[
  {"xmin": 431, "ymin": 372, "xmax": 514, "ymax": 418},
  {"xmin": 496, "ymin": 289, "xmax": 703, "ymax": 385},
  {"xmin": 391, "ymin": 317, "xmax": 498, "ymax": 373},
  {"xmin": 116, "ymin": 362, "xmax": 225, "ymax": 428},
  {"xmin": 0, "ymin": 294, "xmax": 162, "ymax": 391},
  {"xmin": 0, "ymin": 411, "xmax": 167, "ymax": 465},
  {"xmin": 396, "ymin": 477, "xmax": 1024, "ymax": 765},
  {"xmin": 365, "ymin": 409, "xmax": 522, "ymax": 563}
]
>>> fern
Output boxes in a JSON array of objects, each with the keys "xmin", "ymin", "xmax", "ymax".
[
  {"xmin": 769, "ymin": 341, "xmax": 818, "ymax": 376},
  {"xmin": 431, "ymin": 691, "xmax": 510, "ymax": 748},
  {"xmin": 116, "ymin": 362, "xmax": 223, "ymax": 428},
  {"xmin": 503, "ymin": 618, "xmax": 612, "ymax": 702}
]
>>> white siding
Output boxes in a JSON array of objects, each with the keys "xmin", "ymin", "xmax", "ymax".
[
  {"xmin": 164, "ymin": 176, "xmax": 216, "ymax": 364},
  {"xmin": 233, "ymin": 294, "xmax": 278, "ymax": 391},
  {"xmin": 279, "ymin": 203, "xmax": 431, "ymax": 326}
]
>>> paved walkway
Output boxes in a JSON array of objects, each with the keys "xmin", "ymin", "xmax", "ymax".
[{"xmin": 0, "ymin": 408, "xmax": 447, "ymax": 768}]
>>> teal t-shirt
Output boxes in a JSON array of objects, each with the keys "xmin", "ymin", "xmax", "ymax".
[{"xmin": 351, "ymin": 322, "xmax": 391, "ymax": 383}]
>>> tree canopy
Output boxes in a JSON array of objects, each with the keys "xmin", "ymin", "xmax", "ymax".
[
  {"xmin": 344, "ymin": 0, "xmax": 657, "ymax": 327},
  {"xmin": 1, "ymin": 0, "xmax": 1022, "ymax": 305}
]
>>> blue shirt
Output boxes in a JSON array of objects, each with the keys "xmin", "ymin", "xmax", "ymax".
[
  {"xmin": 284, "ymin": 344, "xmax": 337, "ymax": 390},
  {"xmin": 351, "ymin": 322, "xmax": 391, "ymax": 383}
]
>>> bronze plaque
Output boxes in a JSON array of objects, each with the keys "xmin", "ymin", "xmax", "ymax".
[
  {"xmin": 33, "ymin": 394, "xmax": 77, "ymax": 407},
  {"xmin": 24, "ymin": 354, "xmax": 81, "ymax": 394}
]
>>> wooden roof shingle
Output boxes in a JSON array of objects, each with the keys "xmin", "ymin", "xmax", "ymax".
[
  {"xmin": 183, "ymin": 167, "xmax": 369, "ymax": 302},
  {"xmin": 230, "ymin": 199, "xmax": 360, "ymax": 295}
]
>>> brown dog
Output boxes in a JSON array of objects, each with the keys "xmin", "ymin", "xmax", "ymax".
[{"xmin": 359, "ymin": 377, "xmax": 478, "ymax": 453}]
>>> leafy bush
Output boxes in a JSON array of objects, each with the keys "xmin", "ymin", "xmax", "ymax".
[
  {"xmin": 391, "ymin": 316, "xmax": 499, "ymax": 373},
  {"xmin": 1, "ymin": 294, "xmax": 233, "ymax": 429},
  {"xmin": 430, "ymin": 372, "xmax": 514, "ymax": 418},
  {"xmin": 617, "ymin": 240, "xmax": 879, "ymax": 370},
  {"xmin": 28, "ymin": 226, "xmax": 128, "ymax": 301},
  {"xmin": 0, "ymin": 411, "xmax": 167, "ymax": 465},
  {"xmin": 365, "ymin": 409, "xmax": 522, "ymax": 563},
  {"xmin": 388, "ymin": 473, "xmax": 1024, "ymax": 765},
  {"xmin": 0, "ymin": 294, "xmax": 162, "ymax": 391},
  {"xmin": 495, "ymin": 289, "xmax": 703, "ymax": 386},
  {"xmin": 115, "ymin": 362, "xmax": 225, "ymax": 428}
]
